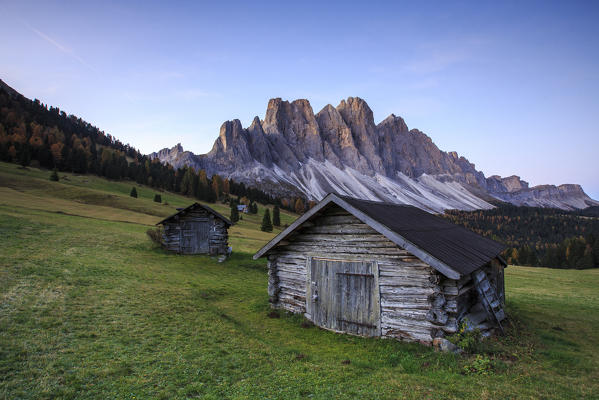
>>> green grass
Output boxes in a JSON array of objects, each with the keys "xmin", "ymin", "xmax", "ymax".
[{"xmin": 1, "ymin": 162, "xmax": 598, "ymax": 399}]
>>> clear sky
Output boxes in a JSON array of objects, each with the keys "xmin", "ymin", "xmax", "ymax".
[{"xmin": 1, "ymin": 0, "xmax": 598, "ymax": 199}]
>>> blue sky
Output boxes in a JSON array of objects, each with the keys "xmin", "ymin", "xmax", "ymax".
[{"xmin": 1, "ymin": 0, "xmax": 598, "ymax": 199}]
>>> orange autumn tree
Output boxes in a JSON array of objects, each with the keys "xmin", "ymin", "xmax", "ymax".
[{"xmin": 294, "ymin": 198, "xmax": 305, "ymax": 214}]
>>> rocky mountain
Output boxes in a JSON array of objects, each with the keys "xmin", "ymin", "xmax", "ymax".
[{"xmin": 150, "ymin": 97, "xmax": 598, "ymax": 212}]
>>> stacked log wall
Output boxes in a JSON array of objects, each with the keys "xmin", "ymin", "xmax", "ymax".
[
  {"xmin": 162, "ymin": 221, "xmax": 182, "ymax": 252},
  {"xmin": 208, "ymin": 217, "xmax": 229, "ymax": 255},
  {"xmin": 440, "ymin": 258, "xmax": 506, "ymax": 336}
]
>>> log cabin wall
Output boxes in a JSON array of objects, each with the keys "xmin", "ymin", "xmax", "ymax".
[
  {"xmin": 209, "ymin": 217, "xmax": 229, "ymax": 255},
  {"xmin": 439, "ymin": 258, "xmax": 506, "ymax": 337},
  {"xmin": 161, "ymin": 208, "xmax": 229, "ymax": 255},
  {"xmin": 265, "ymin": 205, "xmax": 471, "ymax": 344}
]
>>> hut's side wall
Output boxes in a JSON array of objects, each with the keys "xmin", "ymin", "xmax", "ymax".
[
  {"xmin": 439, "ymin": 274, "xmax": 475, "ymax": 334},
  {"xmin": 209, "ymin": 217, "xmax": 229, "ymax": 255},
  {"xmin": 162, "ymin": 221, "xmax": 182, "ymax": 252},
  {"xmin": 161, "ymin": 208, "xmax": 229, "ymax": 255},
  {"xmin": 440, "ymin": 258, "xmax": 506, "ymax": 336},
  {"xmin": 266, "ymin": 205, "xmax": 462, "ymax": 344}
]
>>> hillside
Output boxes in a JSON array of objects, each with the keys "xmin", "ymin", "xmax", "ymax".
[
  {"xmin": 1, "ymin": 163, "xmax": 598, "ymax": 399},
  {"xmin": 0, "ymin": 80, "xmax": 291, "ymax": 214},
  {"xmin": 0, "ymin": 162, "xmax": 296, "ymax": 251},
  {"xmin": 151, "ymin": 97, "xmax": 598, "ymax": 212}
]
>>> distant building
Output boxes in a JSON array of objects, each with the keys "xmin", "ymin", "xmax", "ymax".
[
  {"xmin": 254, "ymin": 193, "xmax": 507, "ymax": 345},
  {"xmin": 237, "ymin": 204, "xmax": 248, "ymax": 213},
  {"xmin": 157, "ymin": 203, "xmax": 231, "ymax": 255}
]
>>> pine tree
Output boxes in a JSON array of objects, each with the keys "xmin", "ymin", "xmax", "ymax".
[
  {"xmin": 130, "ymin": 187, "xmax": 138, "ymax": 198},
  {"xmin": 261, "ymin": 209, "xmax": 273, "ymax": 232},
  {"xmin": 181, "ymin": 167, "xmax": 194, "ymax": 196},
  {"xmin": 230, "ymin": 198, "xmax": 239, "ymax": 223},
  {"xmin": 18, "ymin": 144, "xmax": 31, "ymax": 167},
  {"xmin": 527, "ymin": 248, "xmax": 538, "ymax": 266},
  {"xmin": 207, "ymin": 185, "xmax": 217, "ymax": 203},
  {"xmin": 153, "ymin": 194, "xmax": 161, "ymax": 203},
  {"xmin": 273, "ymin": 205, "xmax": 281, "ymax": 226},
  {"xmin": 50, "ymin": 168, "xmax": 59, "ymax": 182},
  {"xmin": 579, "ymin": 245, "xmax": 594, "ymax": 269}
]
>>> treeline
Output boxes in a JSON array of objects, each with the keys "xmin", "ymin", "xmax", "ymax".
[
  {"xmin": 0, "ymin": 83, "xmax": 311, "ymax": 213},
  {"xmin": 444, "ymin": 204, "xmax": 599, "ymax": 269}
]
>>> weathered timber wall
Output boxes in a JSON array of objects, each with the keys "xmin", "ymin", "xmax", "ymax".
[
  {"xmin": 267, "ymin": 205, "xmax": 454, "ymax": 343},
  {"xmin": 161, "ymin": 209, "xmax": 228, "ymax": 255}
]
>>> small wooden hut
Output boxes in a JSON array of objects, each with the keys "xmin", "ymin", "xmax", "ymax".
[
  {"xmin": 254, "ymin": 193, "xmax": 507, "ymax": 344},
  {"xmin": 157, "ymin": 203, "xmax": 231, "ymax": 255}
]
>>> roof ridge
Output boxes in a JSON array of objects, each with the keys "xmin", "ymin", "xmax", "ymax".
[{"xmin": 156, "ymin": 202, "xmax": 232, "ymax": 226}]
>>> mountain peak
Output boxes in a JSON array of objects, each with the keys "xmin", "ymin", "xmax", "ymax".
[{"xmin": 150, "ymin": 96, "xmax": 598, "ymax": 211}]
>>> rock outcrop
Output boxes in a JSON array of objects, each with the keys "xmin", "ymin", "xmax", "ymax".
[{"xmin": 150, "ymin": 97, "xmax": 598, "ymax": 212}]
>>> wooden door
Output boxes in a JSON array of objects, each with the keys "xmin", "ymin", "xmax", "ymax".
[
  {"xmin": 180, "ymin": 221, "xmax": 210, "ymax": 254},
  {"xmin": 197, "ymin": 222, "xmax": 209, "ymax": 253},
  {"xmin": 308, "ymin": 258, "xmax": 380, "ymax": 337}
]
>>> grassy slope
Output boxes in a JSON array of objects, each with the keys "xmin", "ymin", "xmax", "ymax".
[{"xmin": 0, "ymin": 162, "xmax": 597, "ymax": 399}]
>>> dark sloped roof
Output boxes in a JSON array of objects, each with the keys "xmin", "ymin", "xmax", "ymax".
[
  {"xmin": 339, "ymin": 196, "xmax": 506, "ymax": 276},
  {"xmin": 156, "ymin": 202, "xmax": 232, "ymax": 226},
  {"xmin": 254, "ymin": 193, "xmax": 506, "ymax": 278}
]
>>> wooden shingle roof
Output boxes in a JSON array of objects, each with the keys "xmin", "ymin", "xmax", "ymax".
[
  {"xmin": 254, "ymin": 193, "xmax": 506, "ymax": 279},
  {"xmin": 156, "ymin": 203, "xmax": 232, "ymax": 226}
]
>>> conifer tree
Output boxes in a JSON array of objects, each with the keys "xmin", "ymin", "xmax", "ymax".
[
  {"xmin": 580, "ymin": 245, "xmax": 594, "ymax": 269},
  {"xmin": 230, "ymin": 198, "xmax": 239, "ymax": 223},
  {"xmin": 19, "ymin": 144, "xmax": 31, "ymax": 167},
  {"xmin": 207, "ymin": 185, "xmax": 217, "ymax": 203},
  {"xmin": 261, "ymin": 209, "xmax": 273, "ymax": 232},
  {"xmin": 50, "ymin": 168, "xmax": 59, "ymax": 182},
  {"xmin": 273, "ymin": 205, "xmax": 281, "ymax": 226},
  {"xmin": 130, "ymin": 187, "xmax": 138, "ymax": 198}
]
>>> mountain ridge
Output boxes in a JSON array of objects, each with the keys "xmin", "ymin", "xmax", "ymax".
[{"xmin": 149, "ymin": 96, "xmax": 597, "ymax": 212}]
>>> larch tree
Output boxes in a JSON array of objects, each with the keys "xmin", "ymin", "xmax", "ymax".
[{"xmin": 294, "ymin": 198, "xmax": 305, "ymax": 214}]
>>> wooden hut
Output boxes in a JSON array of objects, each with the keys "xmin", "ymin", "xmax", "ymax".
[
  {"xmin": 253, "ymin": 193, "xmax": 507, "ymax": 344},
  {"xmin": 157, "ymin": 203, "xmax": 231, "ymax": 255}
]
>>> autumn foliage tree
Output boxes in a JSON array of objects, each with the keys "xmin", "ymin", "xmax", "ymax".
[{"xmin": 294, "ymin": 198, "xmax": 305, "ymax": 214}]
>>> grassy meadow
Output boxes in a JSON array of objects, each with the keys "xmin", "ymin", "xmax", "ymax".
[{"xmin": 0, "ymin": 162, "xmax": 598, "ymax": 399}]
